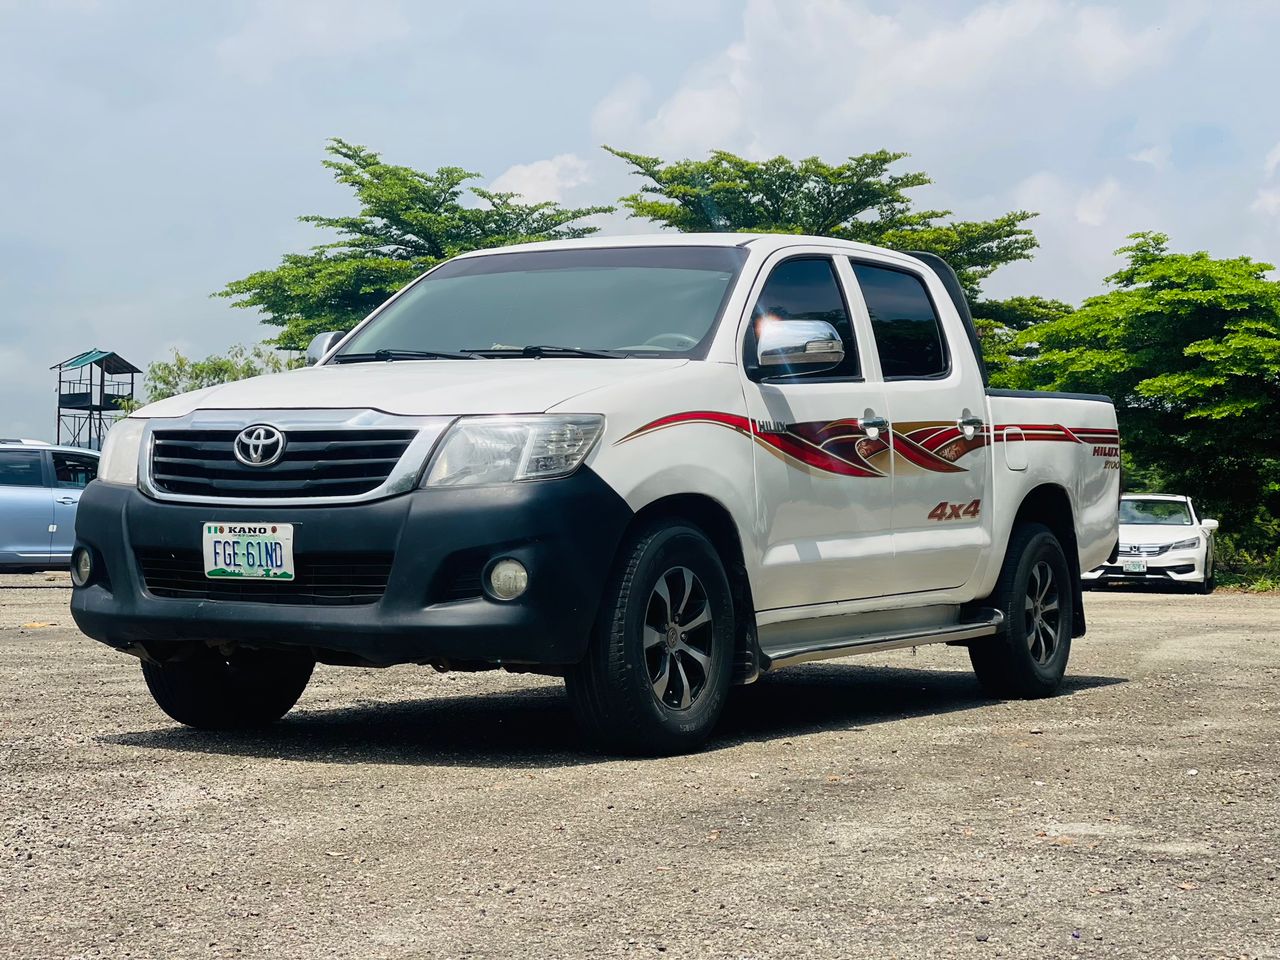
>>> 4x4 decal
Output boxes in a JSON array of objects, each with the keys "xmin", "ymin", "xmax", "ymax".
[{"xmin": 617, "ymin": 412, "xmax": 1119, "ymax": 479}]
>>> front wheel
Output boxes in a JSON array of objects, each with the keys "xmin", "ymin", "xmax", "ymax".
[
  {"xmin": 565, "ymin": 521, "xmax": 734, "ymax": 755},
  {"xmin": 1197, "ymin": 551, "xmax": 1216, "ymax": 594},
  {"xmin": 969, "ymin": 523, "xmax": 1074, "ymax": 698},
  {"xmin": 141, "ymin": 647, "xmax": 314, "ymax": 729}
]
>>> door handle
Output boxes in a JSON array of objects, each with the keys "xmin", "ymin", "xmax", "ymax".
[
  {"xmin": 861, "ymin": 416, "xmax": 889, "ymax": 439},
  {"xmin": 56, "ymin": 497, "xmax": 78, "ymax": 505},
  {"xmin": 957, "ymin": 415, "xmax": 984, "ymax": 440}
]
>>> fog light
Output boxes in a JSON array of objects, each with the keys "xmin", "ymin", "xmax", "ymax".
[
  {"xmin": 71, "ymin": 547, "xmax": 93, "ymax": 587},
  {"xmin": 487, "ymin": 558, "xmax": 528, "ymax": 601}
]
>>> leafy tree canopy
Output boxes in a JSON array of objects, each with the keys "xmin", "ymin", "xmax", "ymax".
[
  {"xmin": 975, "ymin": 295, "xmax": 1075, "ymax": 387},
  {"xmin": 219, "ymin": 139, "xmax": 613, "ymax": 349},
  {"xmin": 130, "ymin": 343, "xmax": 302, "ymax": 408},
  {"xmin": 605, "ymin": 147, "xmax": 1037, "ymax": 297},
  {"xmin": 1015, "ymin": 232, "xmax": 1280, "ymax": 537}
]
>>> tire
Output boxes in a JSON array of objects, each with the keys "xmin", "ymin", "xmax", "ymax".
[
  {"xmin": 1197, "ymin": 555, "xmax": 1216, "ymax": 594},
  {"xmin": 565, "ymin": 521, "xmax": 735, "ymax": 756},
  {"xmin": 969, "ymin": 523, "xmax": 1074, "ymax": 699},
  {"xmin": 141, "ymin": 647, "xmax": 314, "ymax": 730}
]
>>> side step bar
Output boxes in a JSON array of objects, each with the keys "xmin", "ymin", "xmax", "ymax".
[{"xmin": 762, "ymin": 610, "xmax": 1004, "ymax": 671}]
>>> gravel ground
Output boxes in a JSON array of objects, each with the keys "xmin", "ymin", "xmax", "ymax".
[{"xmin": 1, "ymin": 573, "xmax": 1277, "ymax": 960}]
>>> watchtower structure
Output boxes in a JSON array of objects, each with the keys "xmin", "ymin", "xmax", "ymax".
[{"xmin": 51, "ymin": 349, "xmax": 141, "ymax": 449}]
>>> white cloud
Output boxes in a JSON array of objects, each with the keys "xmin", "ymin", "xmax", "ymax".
[
  {"xmin": 1129, "ymin": 145, "xmax": 1171, "ymax": 170},
  {"xmin": 1252, "ymin": 188, "xmax": 1280, "ymax": 218},
  {"xmin": 1265, "ymin": 142, "xmax": 1280, "ymax": 179},
  {"xmin": 592, "ymin": 75, "xmax": 653, "ymax": 145},
  {"xmin": 217, "ymin": 0, "xmax": 408, "ymax": 81},
  {"xmin": 1076, "ymin": 178, "xmax": 1121, "ymax": 227},
  {"xmin": 490, "ymin": 153, "xmax": 591, "ymax": 204},
  {"xmin": 599, "ymin": 0, "xmax": 1206, "ymax": 157},
  {"xmin": 1067, "ymin": 4, "xmax": 1200, "ymax": 85}
]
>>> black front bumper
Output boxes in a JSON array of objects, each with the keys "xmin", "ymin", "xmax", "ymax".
[{"xmin": 70, "ymin": 469, "xmax": 633, "ymax": 667}]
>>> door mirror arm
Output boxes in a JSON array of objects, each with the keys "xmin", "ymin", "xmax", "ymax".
[{"xmin": 306, "ymin": 332, "xmax": 343, "ymax": 366}]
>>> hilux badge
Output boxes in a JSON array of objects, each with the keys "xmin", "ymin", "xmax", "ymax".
[{"xmin": 234, "ymin": 425, "xmax": 285, "ymax": 467}]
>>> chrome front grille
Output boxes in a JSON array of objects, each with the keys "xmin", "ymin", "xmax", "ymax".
[
  {"xmin": 150, "ymin": 428, "xmax": 419, "ymax": 499},
  {"xmin": 1118, "ymin": 543, "xmax": 1170, "ymax": 557}
]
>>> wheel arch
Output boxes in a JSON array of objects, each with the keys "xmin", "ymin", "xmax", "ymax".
[
  {"xmin": 1009, "ymin": 483, "xmax": 1086, "ymax": 637},
  {"xmin": 627, "ymin": 493, "xmax": 761, "ymax": 684}
]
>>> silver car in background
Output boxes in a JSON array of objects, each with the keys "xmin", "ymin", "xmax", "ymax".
[{"xmin": 0, "ymin": 441, "xmax": 99, "ymax": 572}]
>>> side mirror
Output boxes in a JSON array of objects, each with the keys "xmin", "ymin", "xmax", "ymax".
[
  {"xmin": 756, "ymin": 319, "xmax": 844, "ymax": 376},
  {"xmin": 1202, "ymin": 518, "xmax": 1219, "ymax": 532},
  {"xmin": 305, "ymin": 331, "xmax": 343, "ymax": 366}
]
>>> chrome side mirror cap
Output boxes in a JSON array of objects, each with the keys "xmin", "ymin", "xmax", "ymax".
[
  {"xmin": 756, "ymin": 319, "xmax": 844, "ymax": 375},
  {"xmin": 1202, "ymin": 518, "xmax": 1219, "ymax": 532},
  {"xmin": 305, "ymin": 331, "xmax": 343, "ymax": 366}
]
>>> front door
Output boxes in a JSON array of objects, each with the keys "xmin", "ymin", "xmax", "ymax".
[
  {"xmin": 847, "ymin": 258, "xmax": 992, "ymax": 594},
  {"xmin": 741, "ymin": 252, "xmax": 895, "ymax": 610},
  {"xmin": 49, "ymin": 449, "xmax": 99, "ymax": 559},
  {"xmin": 0, "ymin": 449, "xmax": 54, "ymax": 567}
]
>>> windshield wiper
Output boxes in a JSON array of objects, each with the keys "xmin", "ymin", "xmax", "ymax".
[
  {"xmin": 463, "ymin": 345, "xmax": 627, "ymax": 359},
  {"xmin": 332, "ymin": 348, "xmax": 482, "ymax": 364}
]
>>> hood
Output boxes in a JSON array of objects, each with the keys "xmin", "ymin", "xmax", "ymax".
[
  {"xmin": 137, "ymin": 358, "xmax": 689, "ymax": 419},
  {"xmin": 1118, "ymin": 523, "xmax": 1204, "ymax": 546}
]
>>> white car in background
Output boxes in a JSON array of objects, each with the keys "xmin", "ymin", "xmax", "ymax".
[{"xmin": 1083, "ymin": 494, "xmax": 1218, "ymax": 593}]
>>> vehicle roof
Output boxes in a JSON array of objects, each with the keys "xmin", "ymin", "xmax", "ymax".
[
  {"xmin": 1121, "ymin": 493, "xmax": 1189, "ymax": 502},
  {"xmin": 0, "ymin": 440, "xmax": 98, "ymax": 456},
  {"xmin": 450, "ymin": 231, "xmax": 925, "ymax": 265}
]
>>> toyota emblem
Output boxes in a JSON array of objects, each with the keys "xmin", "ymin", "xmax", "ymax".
[{"xmin": 234, "ymin": 425, "xmax": 286, "ymax": 467}]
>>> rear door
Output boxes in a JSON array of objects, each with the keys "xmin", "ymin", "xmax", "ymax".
[
  {"xmin": 847, "ymin": 257, "xmax": 992, "ymax": 594},
  {"xmin": 740, "ymin": 250, "xmax": 895, "ymax": 609},
  {"xmin": 0, "ymin": 449, "xmax": 54, "ymax": 567},
  {"xmin": 49, "ymin": 450, "xmax": 99, "ymax": 559}
]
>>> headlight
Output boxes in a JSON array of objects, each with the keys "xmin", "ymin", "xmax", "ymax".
[
  {"xmin": 423, "ymin": 415, "xmax": 604, "ymax": 487},
  {"xmin": 1169, "ymin": 537, "xmax": 1201, "ymax": 551},
  {"xmin": 98, "ymin": 418, "xmax": 146, "ymax": 486}
]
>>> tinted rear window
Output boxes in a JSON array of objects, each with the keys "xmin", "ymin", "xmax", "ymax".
[
  {"xmin": 853, "ymin": 262, "xmax": 948, "ymax": 379},
  {"xmin": 0, "ymin": 450, "xmax": 44, "ymax": 487}
]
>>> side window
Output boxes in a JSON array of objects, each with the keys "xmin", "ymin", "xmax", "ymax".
[
  {"xmin": 747, "ymin": 257, "xmax": 860, "ymax": 379},
  {"xmin": 0, "ymin": 450, "xmax": 46, "ymax": 487},
  {"xmin": 851, "ymin": 262, "xmax": 948, "ymax": 379},
  {"xmin": 52, "ymin": 452, "xmax": 98, "ymax": 489}
]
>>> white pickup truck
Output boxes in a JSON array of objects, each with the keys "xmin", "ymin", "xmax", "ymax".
[{"xmin": 71, "ymin": 234, "xmax": 1120, "ymax": 754}]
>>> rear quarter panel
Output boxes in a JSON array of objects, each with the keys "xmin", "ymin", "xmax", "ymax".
[{"xmin": 974, "ymin": 394, "xmax": 1120, "ymax": 597}]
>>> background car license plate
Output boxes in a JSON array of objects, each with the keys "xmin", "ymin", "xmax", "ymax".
[
  {"xmin": 1123, "ymin": 559, "xmax": 1147, "ymax": 573},
  {"xmin": 202, "ymin": 523, "xmax": 295, "ymax": 581}
]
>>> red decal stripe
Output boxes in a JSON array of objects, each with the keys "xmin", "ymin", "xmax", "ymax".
[{"xmin": 618, "ymin": 413, "xmax": 1119, "ymax": 478}]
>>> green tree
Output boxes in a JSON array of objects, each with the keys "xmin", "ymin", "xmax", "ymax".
[
  {"xmin": 1015, "ymin": 232, "xmax": 1280, "ymax": 539},
  {"xmin": 129, "ymin": 343, "xmax": 302, "ymax": 407},
  {"xmin": 605, "ymin": 147, "xmax": 1037, "ymax": 298},
  {"xmin": 974, "ymin": 295, "xmax": 1074, "ymax": 386},
  {"xmin": 219, "ymin": 139, "xmax": 613, "ymax": 348}
]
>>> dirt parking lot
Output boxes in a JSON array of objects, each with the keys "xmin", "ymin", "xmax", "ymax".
[{"xmin": 1, "ymin": 576, "xmax": 1276, "ymax": 960}]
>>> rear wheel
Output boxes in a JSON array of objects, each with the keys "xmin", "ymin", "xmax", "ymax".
[
  {"xmin": 141, "ymin": 647, "xmax": 314, "ymax": 729},
  {"xmin": 565, "ymin": 521, "xmax": 734, "ymax": 755},
  {"xmin": 969, "ymin": 523, "xmax": 1074, "ymax": 698}
]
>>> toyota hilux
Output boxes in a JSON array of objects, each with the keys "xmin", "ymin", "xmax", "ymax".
[{"xmin": 70, "ymin": 234, "xmax": 1120, "ymax": 754}]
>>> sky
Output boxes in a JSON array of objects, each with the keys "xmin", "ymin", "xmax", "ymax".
[{"xmin": 2, "ymin": 0, "xmax": 1279, "ymax": 441}]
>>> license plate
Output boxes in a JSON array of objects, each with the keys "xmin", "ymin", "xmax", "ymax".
[
  {"xmin": 202, "ymin": 522, "xmax": 295, "ymax": 581},
  {"xmin": 1123, "ymin": 559, "xmax": 1147, "ymax": 574}
]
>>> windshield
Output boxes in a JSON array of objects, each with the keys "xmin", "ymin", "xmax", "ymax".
[
  {"xmin": 335, "ymin": 246, "xmax": 748, "ymax": 359},
  {"xmin": 1119, "ymin": 499, "xmax": 1192, "ymax": 525}
]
